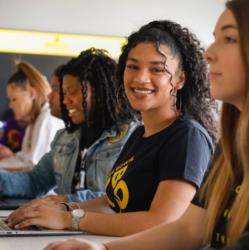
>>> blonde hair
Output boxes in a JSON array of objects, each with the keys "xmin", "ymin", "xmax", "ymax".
[
  {"xmin": 8, "ymin": 61, "xmax": 51, "ymax": 123},
  {"xmin": 202, "ymin": 0, "xmax": 249, "ymax": 246}
]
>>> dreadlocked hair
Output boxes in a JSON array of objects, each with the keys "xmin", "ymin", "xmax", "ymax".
[
  {"xmin": 60, "ymin": 47, "xmax": 135, "ymax": 133},
  {"xmin": 58, "ymin": 66, "xmax": 78, "ymax": 133},
  {"xmin": 117, "ymin": 20, "xmax": 218, "ymax": 144}
]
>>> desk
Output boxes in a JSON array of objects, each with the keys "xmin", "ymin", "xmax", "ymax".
[
  {"xmin": 0, "ymin": 234, "xmax": 118, "ymax": 250},
  {"xmin": 0, "ymin": 210, "xmax": 118, "ymax": 250}
]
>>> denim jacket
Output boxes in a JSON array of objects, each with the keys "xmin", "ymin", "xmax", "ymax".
[{"xmin": 0, "ymin": 121, "xmax": 138, "ymax": 202}]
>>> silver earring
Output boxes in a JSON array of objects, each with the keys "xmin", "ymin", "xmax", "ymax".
[{"xmin": 175, "ymin": 90, "xmax": 183, "ymax": 113}]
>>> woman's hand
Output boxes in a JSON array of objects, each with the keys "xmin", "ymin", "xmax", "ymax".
[
  {"xmin": 20, "ymin": 197, "xmax": 66, "ymax": 211},
  {"xmin": 42, "ymin": 195, "xmax": 67, "ymax": 203},
  {"xmin": 27, "ymin": 196, "xmax": 69, "ymax": 211},
  {"xmin": 44, "ymin": 239, "xmax": 107, "ymax": 250},
  {"xmin": 6, "ymin": 202, "xmax": 72, "ymax": 230},
  {"xmin": 0, "ymin": 144, "xmax": 14, "ymax": 159}
]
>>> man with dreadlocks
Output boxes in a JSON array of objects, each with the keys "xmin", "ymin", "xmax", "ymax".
[{"xmin": 0, "ymin": 48, "xmax": 138, "ymax": 203}]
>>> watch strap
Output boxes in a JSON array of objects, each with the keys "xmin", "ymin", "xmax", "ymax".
[{"xmin": 71, "ymin": 208, "xmax": 85, "ymax": 231}]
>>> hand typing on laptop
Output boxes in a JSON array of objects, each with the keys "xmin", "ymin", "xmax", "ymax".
[
  {"xmin": 41, "ymin": 194, "xmax": 67, "ymax": 203},
  {"xmin": 7, "ymin": 200, "xmax": 72, "ymax": 230}
]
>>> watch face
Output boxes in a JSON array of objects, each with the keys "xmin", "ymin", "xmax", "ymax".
[{"xmin": 72, "ymin": 209, "xmax": 85, "ymax": 218}]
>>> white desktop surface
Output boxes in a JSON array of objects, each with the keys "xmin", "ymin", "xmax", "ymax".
[{"xmin": 0, "ymin": 210, "xmax": 118, "ymax": 250}]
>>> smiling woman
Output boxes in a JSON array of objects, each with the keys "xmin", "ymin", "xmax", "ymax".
[
  {"xmin": 6, "ymin": 20, "xmax": 217, "ymax": 240},
  {"xmin": 123, "ymin": 42, "xmax": 185, "ymax": 131},
  {"xmin": 62, "ymin": 75, "xmax": 91, "ymax": 125},
  {"xmin": 42, "ymin": 0, "xmax": 249, "ymax": 249}
]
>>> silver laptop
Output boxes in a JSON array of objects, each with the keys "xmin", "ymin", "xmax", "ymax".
[{"xmin": 0, "ymin": 218, "xmax": 85, "ymax": 237}]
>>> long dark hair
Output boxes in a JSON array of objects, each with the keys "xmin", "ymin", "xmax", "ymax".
[
  {"xmin": 60, "ymin": 48, "xmax": 135, "ymax": 135},
  {"xmin": 116, "ymin": 20, "xmax": 218, "ymax": 143}
]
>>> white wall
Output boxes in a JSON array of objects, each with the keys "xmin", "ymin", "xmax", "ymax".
[{"xmin": 0, "ymin": 0, "xmax": 225, "ymax": 47}]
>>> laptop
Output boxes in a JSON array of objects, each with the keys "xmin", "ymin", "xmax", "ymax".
[
  {"xmin": 0, "ymin": 218, "xmax": 85, "ymax": 237},
  {"xmin": 0, "ymin": 198, "xmax": 30, "ymax": 210}
]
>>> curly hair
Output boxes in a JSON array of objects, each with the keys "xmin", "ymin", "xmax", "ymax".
[
  {"xmin": 116, "ymin": 20, "xmax": 218, "ymax": 143},
  {"xmin": 60, "ymin": 48, "xmax": 135, "ymax": 134}
]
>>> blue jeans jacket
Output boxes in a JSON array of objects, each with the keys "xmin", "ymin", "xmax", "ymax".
[{"xmin": 0, "ymin": 121, "xmax": 138, "ymax": 202}]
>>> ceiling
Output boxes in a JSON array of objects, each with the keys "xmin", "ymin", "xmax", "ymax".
[{"xmin": 0, "ymin": 0, "xmax": 225, "ymax": 46}]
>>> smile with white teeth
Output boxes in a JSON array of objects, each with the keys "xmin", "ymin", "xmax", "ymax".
[
  {"xmin": 68, "ymin": 109, "xmax": 76, "ymax": 114},
  {"xmin": 133, "ymin": 88, "xmax": 154, "ymax": 94}
]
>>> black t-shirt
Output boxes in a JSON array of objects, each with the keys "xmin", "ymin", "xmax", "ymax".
[
  {"xmin": 193, "ymin": 180, "xmax": 248, "ymax": 248},
  {"xmin": 105, "ymin": 115, "xmax": 214, "ymax": 213}
]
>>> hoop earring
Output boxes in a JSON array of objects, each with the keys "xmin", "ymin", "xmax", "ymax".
[
  {"xmin": 172, "ymin": 87, "xmax": 178, "ymax": 113},
  {"xmin": 176, "ymin": 91, "xmax": 182, "ymax": 113}
]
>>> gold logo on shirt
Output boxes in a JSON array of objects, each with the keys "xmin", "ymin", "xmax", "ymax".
[{"xmin": 106, "ymin": 157, "xmax": 134, "ymax": 211}]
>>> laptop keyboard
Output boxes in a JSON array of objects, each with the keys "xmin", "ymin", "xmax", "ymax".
[{"xmin": 0, "ymin": 219, "xmax": 12, "ymax": 231}]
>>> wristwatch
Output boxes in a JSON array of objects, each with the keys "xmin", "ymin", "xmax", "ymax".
[{"xmin": 71, "ymin": 208, "xmax": 85, "ymax": 230}]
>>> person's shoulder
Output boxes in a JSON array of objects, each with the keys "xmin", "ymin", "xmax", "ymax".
[
  {"xmin": 176, "ymin": 115, "xmax": 209, "ymax": 134},
  {"xmin": 175, "ymin": 115, "xmax": 214, "ymax": 149},
  {"xmin": 52, "ymin": 127, "xmax": 80, "ymax": 145},
  {"xmin": 54, "ymin": 128, "xmax": 67, "ymax": 136}
]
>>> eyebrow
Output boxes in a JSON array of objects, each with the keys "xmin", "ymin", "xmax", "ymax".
[
  {"xmin": 127, "ymin": 57, "xmax": 165, "ymax": 65},
  {"xmin": 213, "ymin": 24, "xmax": 238, "ymax": 36},
  {"xmin": 221, "ymin": 24, "xmax": 238, "ymax": 31}
]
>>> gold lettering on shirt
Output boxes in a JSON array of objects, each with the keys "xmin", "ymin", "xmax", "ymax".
[
  {"xmin": 223, "ymin": 208, "xmax": 231, "ymax": 218},
  {"xmin": 216, "ymin": 233, "xmax": 227, "ymax": 244},
  {"xmin": 114, "ymin": 157, "xmax": 134, "ymax": 172},
  {"xmin": 214, "ymin": 184, "xmax": 241, "ymax": 246},
  {"xmin": 106, "ymin": 156, "xmax": 134, "ymax": 211},
  {"xmin": 112, "ymin": 167, "xmax": 128, "ymax": 187},
  {"xmin": 114, "ymin": 180, "xmax": 129, "ymax": 210}
]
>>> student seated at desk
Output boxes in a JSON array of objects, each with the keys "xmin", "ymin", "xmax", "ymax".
[
  {"xmin": 7, "ymin": 20, "xmax": 217, "ymax": 237},
  {"xmin": 0, "ymin": 48, "xmax": 138, "ymax": 202},
  {"xmin": 42, "ymin": 0, "xmax": 249, "ymax": 249},
  {"xmin": 0, "ymin": 61, "xmax": 64, "ymax": 171}
]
